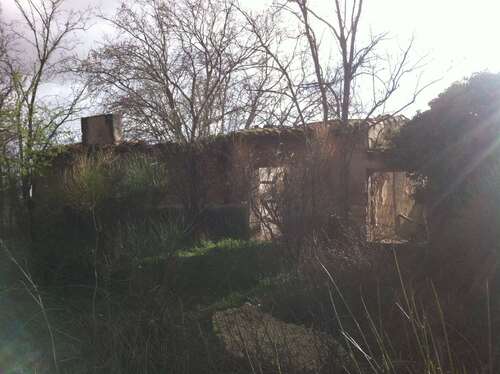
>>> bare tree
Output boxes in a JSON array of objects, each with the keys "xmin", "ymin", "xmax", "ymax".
[
  {"xmin": 293, "ymin": 0, "xmax": 433, "ymax": 122},
  {"xmin": 239, "ymin": 0, "xmax": 433, "ymax": 221},
  {"xmin": 241, "ymin": 0, "xmax": 434, "ymax": 126},
  {"xmin": 82, "ymin": 0, "xmax": 292, "ymax": 222},
  {"xmin": 0, "ymin": 11, "xmax": 18, "ymax": 156},
  {"xmin": 0, "ymin": 21, "xmax": 11, "ymax": 112},
  {"xmin": 238, "ymin": 6, "xmax": 320, "ymax": 128},
  {"xmin": 0, "ymin": 0, "xmax": 90, "ymax": 233},
  {"xmin": 298, "ymin": 0, "xmax": 435, "ymax": 218},
  {"xmin": 83, "ymin": 0, "xmax": 278, "ymax": 143}
]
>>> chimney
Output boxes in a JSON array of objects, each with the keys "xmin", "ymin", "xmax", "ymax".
[{"xmin": 81, "ymin": 113, "xmax": 122, "ymax": 145}]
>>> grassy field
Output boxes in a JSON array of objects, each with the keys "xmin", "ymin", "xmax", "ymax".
[
  {"xmin": 0, "ymin": 237, "xmax": 302, "ymax": 373},
  {"xmin": 1, "ymin": 224, "xmax": 498, "ymax": 374}
]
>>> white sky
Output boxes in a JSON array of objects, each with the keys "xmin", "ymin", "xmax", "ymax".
[{"xmin": 2, "ymin": 0, "xmax": 500, "ymax": 117}]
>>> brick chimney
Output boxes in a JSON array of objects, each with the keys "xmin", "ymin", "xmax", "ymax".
[{"xmin": 81, "ymin": 113, "xmax": 122, "ymax": 145}]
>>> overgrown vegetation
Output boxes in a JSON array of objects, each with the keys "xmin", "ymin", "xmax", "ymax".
[
  {"xmin": 3, "ymin": 113, "xmax": 500, "ymax": 373},
  {"xmin": 1, "ymin": 0, "xmax": 500, "ymax": 372}
]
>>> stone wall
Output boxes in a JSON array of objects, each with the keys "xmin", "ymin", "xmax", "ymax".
[{"xmin": 35, "ymin": 116, "xmax": 414, "ymax": 241}]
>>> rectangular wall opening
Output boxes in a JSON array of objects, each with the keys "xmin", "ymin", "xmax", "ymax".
[
  {"xmin": 250, "ymin": 167, "xmax": 284, "ymax": 239},
  {"xmin": 367, "ymin": 171, "xmax": 425, "ymax": 243}
]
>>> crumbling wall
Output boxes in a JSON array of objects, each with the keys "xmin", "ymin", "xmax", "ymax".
[
  {"xmin": 35, "ymin": 116, "xmax": 415, "ymax": 242},
  {"xmin": 237, "ymin": 125, "xmax": 372, "ymax": 240}
]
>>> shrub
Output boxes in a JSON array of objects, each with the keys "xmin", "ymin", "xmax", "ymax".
[
  {"xmin": 63, "ymin": 152, "xmax": 114, "ymax": 214},
  {"xmin": 114, "ymin": 153, "xmax": 168, "ymax": 207},
  {"xmin": 392, "ymin": 72, "xmax": 500, "ymax": 247}
]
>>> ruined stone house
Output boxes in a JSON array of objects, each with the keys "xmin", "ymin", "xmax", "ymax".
[{"xmin": 35, "ymin": 113, "xmax": 425, "ymax": 243}]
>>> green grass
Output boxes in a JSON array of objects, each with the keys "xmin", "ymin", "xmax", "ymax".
[
  {"xmin": 133, "ymin": 238, "xmax": 282, "ymax": 308},
  {"xmin": 176, "ymin": 238, "xmax": 270, "ymax": 257}
]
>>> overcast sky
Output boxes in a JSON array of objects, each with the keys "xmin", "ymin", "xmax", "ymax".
[{"xmin": 3, "ymin": 0, "xmax": 500, "ymax": 118}]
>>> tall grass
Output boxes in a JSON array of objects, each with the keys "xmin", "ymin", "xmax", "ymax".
[
  {"xmin": 316, "ymin": 250, "xmax": 495, "ymax": 374},
  {"xmin": 1, "ymin": 233, "xmax": 498, "ymax": 373}
]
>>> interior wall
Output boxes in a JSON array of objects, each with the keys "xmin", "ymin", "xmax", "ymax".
[{"xmin": 367, "ymin": 171, "xmax": 423, "ymax": 243}]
